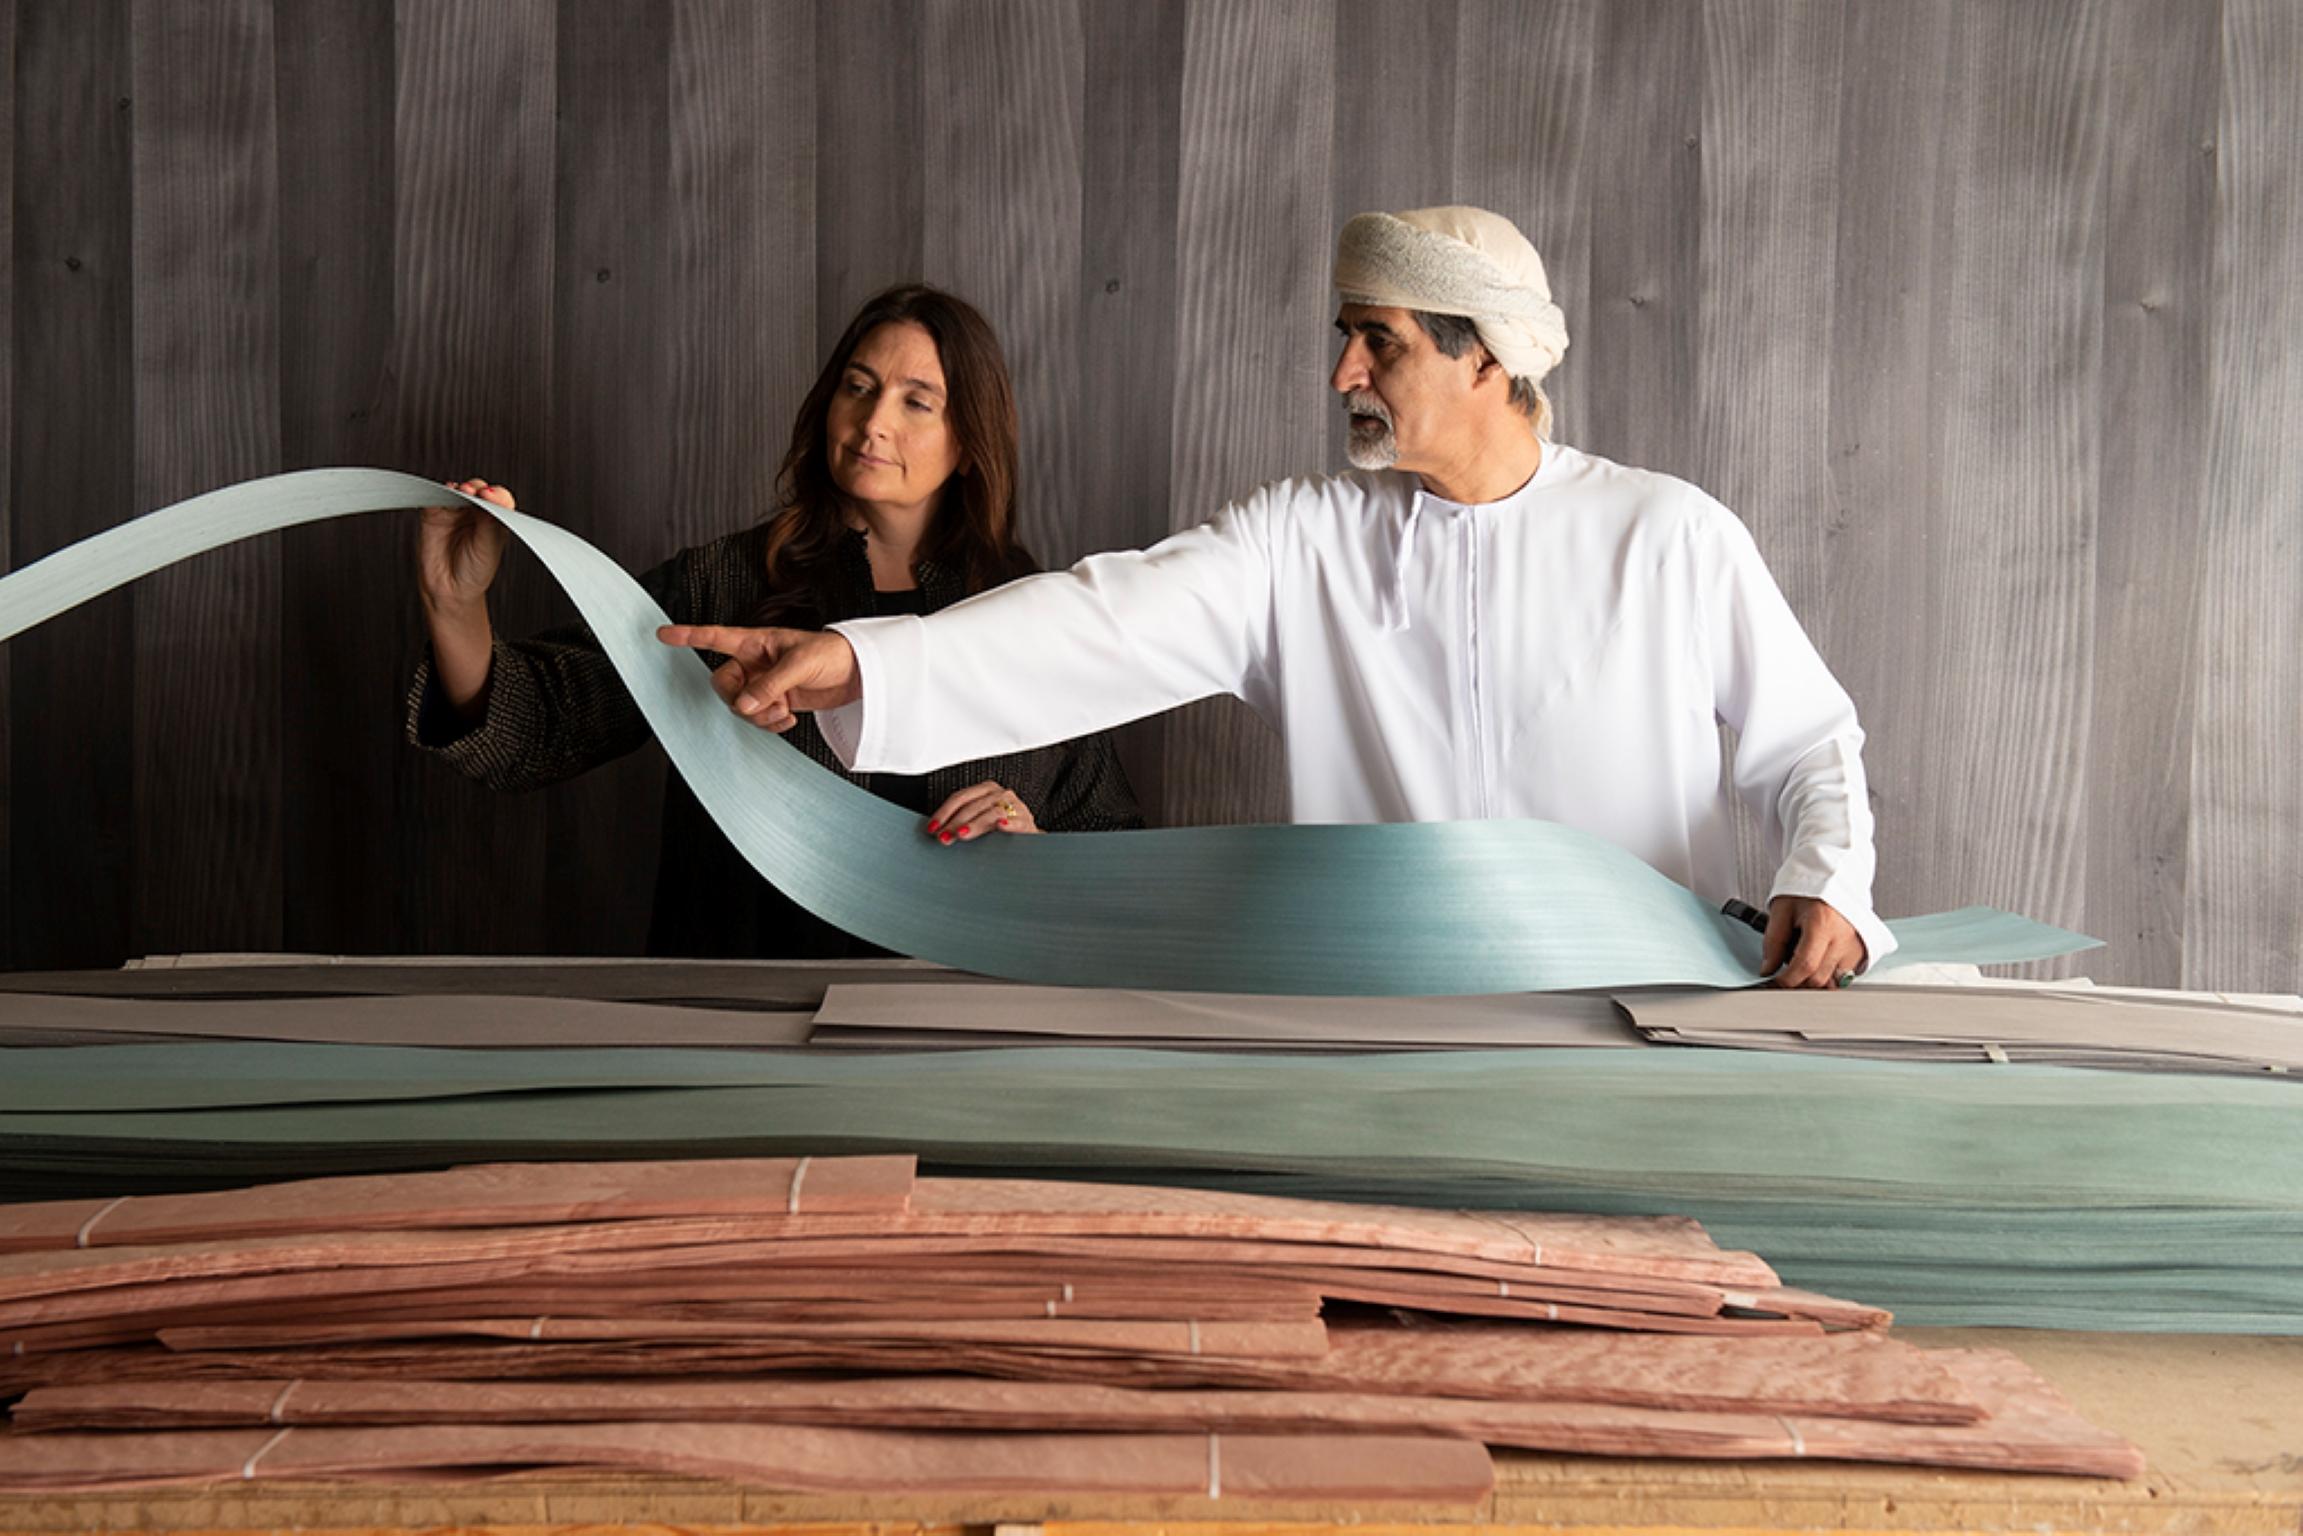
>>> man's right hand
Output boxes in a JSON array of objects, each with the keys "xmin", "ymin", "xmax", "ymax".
[{"xmin": 656, "ymin": 625, "xmax": 861, "ymax": 732}]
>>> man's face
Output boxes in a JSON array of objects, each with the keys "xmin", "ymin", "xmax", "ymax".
[{"xmin": 1330, "ymin": 303, "xmax": 1479, "ymax": 473}]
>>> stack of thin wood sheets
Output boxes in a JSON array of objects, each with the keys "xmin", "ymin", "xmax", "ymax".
[
  {"xmin": 2, "ymin": 958, "xmax": 2300, "ymax": 1333},
  {"xmin": 810, "ymin": 979, "xmax": 2303, "ymax": 1074},
  {"xmin": 1619, "ymin": 984, "xmax": 2303, "ymax": 1075},
  {"xmin": 0, "ymin": 1156, "xmax": 2139, "ymax": 1492}
]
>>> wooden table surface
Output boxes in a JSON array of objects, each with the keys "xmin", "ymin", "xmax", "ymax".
[{"xmin": 0, "ymin": 1329, "xmax": 2296, "ymax": 1536}]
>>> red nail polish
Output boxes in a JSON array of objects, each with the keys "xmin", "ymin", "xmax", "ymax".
[
  {"xmin": 927, "ymin": 820, "xmax": 941, "ymax": 834},
  {"xmin": 939, "ymin": 832, "xmax": 953, "ymax": 845},
  {"xmin": 998, "ymin": 817, "xmax": 1010, "ymax": 828},
  {"xmin": 959, "ymin": 827, "xmax": 974, "ymax": 839}
]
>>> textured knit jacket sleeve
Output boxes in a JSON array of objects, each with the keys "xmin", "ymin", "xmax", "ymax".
[
  {"xmin": 404, "ymin": 547, "xmax": 709, "ymax": 793},
  {"xmin": 406, "ymin": 531, "xmax": 1145, "ymax": 833},
  {"xmin": 1000, "ymin": 724, "xmax": 1143, "ymax": 833}
]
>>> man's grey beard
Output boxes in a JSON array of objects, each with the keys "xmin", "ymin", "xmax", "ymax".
[{"xmin": 1342, "ymin": 391, "xmax": 1397, "ymax": 470}]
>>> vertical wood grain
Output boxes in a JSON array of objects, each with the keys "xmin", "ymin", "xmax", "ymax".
[
  {"xmin": 1452, "ymin": 0, "xmax": 1593, "ymax": 445},
  {"xmin": 667, "ymin": 0, "xmax": 812, "ymax": 555},
  {"xmin": 2190, "ymin": 0, "xmax": 2303, "ymax": 989},
  {"xmin": 1161, "ymin": 0, "xmax": 1334, "ymax": 828},
  {"xmin": 0, "ymin": 0, "xmax": 15, "ymax": 956},
  {"xmin": 1080, "ymin": 0, "xmax": 1188, "ymax": 817},
  {"xmin": 1329, "ymin": 0, "xmax": 1456, "ymax": 470},
  {"xmin": 1922, "ymin": 0, "xmax": 2106, "ymax": 959},
  {"xmin": 276, "ymin": 0, "xmax": 403, "ymax": 955},
  {"xmin": 2089, "ymin": 0, "xmax": 2219, "ymax": 984},
  {"xmin": 1696, "ymin": 0, "xmax": 1846, "ymax": 897},
  {"xmin": 129, "ymin": 0, "xmax": 284, "ymax": 954},
  {"xmin": 10, "ymin": 0, "xmax": 135, "ymax": 968},
  {"xmin": 1, "ymin": 3, "xmax": 2297, "ymax": 984},
  {"xmin": 545, "ymin": 0, "xmax": 672, "ymax": 956},
  {"xmin": 922, "ymin": 0, "xmax": 1085, "ymax": 565},
  {"xmin": 1824, "ymin": 0, "xmax": 1960, "ymax": 929},
  {"xmin": 388, "ymin": 0, "xmax": 556, "ymax": 954},
  {"xmin": 1584, "ymin": 0, "xmax": 1703, "ymax": 481},
  {"xmin": 814, "ymin": 0, "xmax": 921, "ymax": 350}
]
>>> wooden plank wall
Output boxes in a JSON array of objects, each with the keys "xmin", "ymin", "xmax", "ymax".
[{"xmin": 3, "ymin": 0, "xmax": 2299, "ymax": 989}]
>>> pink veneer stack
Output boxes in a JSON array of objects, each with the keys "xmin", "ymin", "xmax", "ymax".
[{"xmin": 0, "ymin": 1155, "xmax": 2141, "ymax": 1493}]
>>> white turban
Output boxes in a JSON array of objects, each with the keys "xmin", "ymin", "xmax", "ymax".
[{"xmin": 1333, "ymin": 206, "xmax": 1570, "ymax": 387}]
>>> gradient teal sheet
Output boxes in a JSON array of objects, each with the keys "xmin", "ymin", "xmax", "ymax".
[
  {"xmin": 2, "ymin": 1041, "xmax": 2297, "ymax": 1330},
  {"xmin": 0, "ymin": 469, "xmax": 2096, "ymax": 995}
]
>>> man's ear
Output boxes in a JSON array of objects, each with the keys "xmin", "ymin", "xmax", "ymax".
[{"xmin": 1473, "ymin": 347, "xmax": 1510, "ymax": 388}]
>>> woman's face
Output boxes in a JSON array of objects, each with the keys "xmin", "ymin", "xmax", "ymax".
[{"xmin": 826, "ymin": 320, "xmax": 965, "ymax": 518}]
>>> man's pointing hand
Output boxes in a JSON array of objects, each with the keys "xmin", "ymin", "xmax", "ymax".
[{"xmin": 656, "ymin": 625, "xmax": 861, "ymax": 732}]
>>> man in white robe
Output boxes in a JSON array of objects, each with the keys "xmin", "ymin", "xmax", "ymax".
[{"xmin": 664, "ymin": 206, "xmax": 1888, "ymax": 987}]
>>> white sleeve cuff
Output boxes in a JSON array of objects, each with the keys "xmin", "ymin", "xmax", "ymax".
[{"xmin": 825, "ymin": 614, "xmax": 928, "ymax": 773}]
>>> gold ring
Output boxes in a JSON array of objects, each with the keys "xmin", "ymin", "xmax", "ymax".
[{"xmin": 997, "ymin": 800, "xmax": 1018, "ymax": 816}]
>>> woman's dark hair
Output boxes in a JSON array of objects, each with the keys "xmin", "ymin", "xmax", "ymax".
[{"xmin": 755, "ymin": 285, "xmax": 1031, "ymax": 621}]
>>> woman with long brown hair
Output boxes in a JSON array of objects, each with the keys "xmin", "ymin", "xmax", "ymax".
[{"xmin": 408, "ymin": 285, "xmax": 1141, "ymax": 957}]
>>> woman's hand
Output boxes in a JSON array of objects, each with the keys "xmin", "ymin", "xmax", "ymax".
[
  {"xmin": 418, "ymin": 480, "xmax": 515, "ymax": 720},
  {"xmin": 926, "ymin": 781, "xmax": 1040, "ymax": 844},
  {"xmin": 419, "ymin": 480, "xmax": 515, "ymax": 615}
]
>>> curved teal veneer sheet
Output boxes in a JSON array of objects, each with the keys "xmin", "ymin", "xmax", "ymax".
[{"xmin": 0, "ymin": 469, "xmax": 2098, "ymax": 995}]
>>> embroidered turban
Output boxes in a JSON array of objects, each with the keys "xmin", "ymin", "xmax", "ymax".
[{"xmin": 1332, "ymin": 206, "xmax": 1570, "ymax": 387}]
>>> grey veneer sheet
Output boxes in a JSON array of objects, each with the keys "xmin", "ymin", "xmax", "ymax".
[
  {"xmin": 0, "ymin": 469, "xmax": 2097, "ymax": 996},
  {"xmin": 1621, "ymin": 986, "xmax": 2303, "ymax": 1075},
  {"xmin": 0, "ymin": 994, "xmax": 814, "ymax": 1051},
  {"xmin": 810, "ymin": 984, "xmax": 1639, "ymax": 1049}
]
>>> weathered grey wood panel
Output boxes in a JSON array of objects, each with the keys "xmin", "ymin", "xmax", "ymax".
[
  {"xmin": 1078, "ymin": 0, "xmax": 1188, "ymax": 814},
  {"xmin": 923, "ymin": 0, "xmax": 1085, "ymax": 566},
  {"xmin": 10, "ymin": 0, "xmax": 135, "ymax": 969},
  {"xmin": 1823, "ymin": 0, "xmax": 1959, "ymax": 944},
  {"xmin": 544, "ymin": 0, "xmax": 672, "ymax": 956},
  {"xmin": 129, "ymin": 0, "xmax": 283, "ymax": 953},
  {"xmin": 666, "ymin": 0, "xmax": 812, "ymax": 555},
  {"xmin": 2088, "ymin": 0, "xmax": 2218, "ymax": 985},
  {"xmin": 0, "ymin": 0, "xmax": 2298, "ymax": 989},
  {"xmin": 1160, "ymin": 0, "xmax": 1332, "ymax": 829},
  {"xmin": 0, "ymin": 0, "xmax": 14, "ymax": 961},
  {"xmin": 1451, "ymin": 0, "xmax": 1592, "ymax": 444},
  {"xmin": 2190, "ymin": 0, "xmax": 2303, "ymax": 988},
  {"xmin": 814, "ymin": 0, "xmax": 922, "ymax": 348},
  {"xmin": 1329, "ymin": 0, "xmax": 1456, "ymax": 472},
  {"xmin": 388, "ymin": 0, "xmax": 558, "ymax": 954},
  {"xmin": 275, "ymin": 0, "xmax": 402, "ymax": 956},
  {"xmin": 1923, "ymin": 0, "xmax": 2106, "ymax": 972},
  {"xmin": 1585, "ymin": 0, "xmax": 1703, "ymax": 482},
  {"xmin": 1696, "ymin": 0, "xmax": 1844, "ymax": 893}
]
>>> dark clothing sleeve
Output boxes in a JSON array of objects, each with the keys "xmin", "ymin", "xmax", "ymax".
[
  {"xmin": 406, "ymin": 549, "xmax": 702, "ymax": 793},
  {"xmin": 405, "ymin": 527, "xmax": 1141, "ymax": 958},
  {"xmin": 1009, "ymin": 732, "xmax": 1141, "ymax": 833}
]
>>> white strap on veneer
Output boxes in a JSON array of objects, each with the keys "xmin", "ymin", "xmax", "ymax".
[
  {"xmin": 75, "ymin": 1195, "xmax": 130, "ymax": 1249},
  {"xmin": 241, "ymin": 1428, "xmax": 291, "ymax": 1480},
  {"xmin": 786, "ymin": 1156, "xmax": 812, "ymax": 1213}
]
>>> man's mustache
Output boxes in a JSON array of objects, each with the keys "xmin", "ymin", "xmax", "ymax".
[{"xmin": 1343, "ymin": 391, "xmax": 1392, "ymax": 429}]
